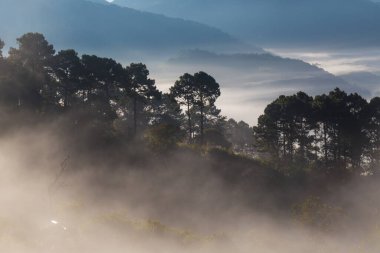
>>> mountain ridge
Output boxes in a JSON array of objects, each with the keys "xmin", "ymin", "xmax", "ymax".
[
  {"xmin": 110, "ymin": 0, "xmax": 380, "ymax": 49},
  {"xmin": 154, "ymin": 50, "xmax": 368, "ymax": 124},
  {"xmin": 0, "ymin": 0, "xmax": 253, "ymax": 61}
]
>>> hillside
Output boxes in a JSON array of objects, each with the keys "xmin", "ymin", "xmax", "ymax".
[
  {"xmin": 111, "ymin": 0, "xmax": 380, "ymax": 49},
  {"xmin": 340, "ymin": 71, "xmax": 380, "ymax": 96},
  {"xmin": 168, "ymin": 50, "xmax": 363, "ymax": 94},
  {"xmin": 156, "ymin": 50, "xmax": 366, "ymax": 123},
  {"xmin": 0, "ymin": 0, "xmax": 248, "ymax": 61}
]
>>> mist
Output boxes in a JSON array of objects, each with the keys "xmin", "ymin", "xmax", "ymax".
[
  {"xmin": 0, "ymin": 117, "xmax": 380, "ymax": 253},
  {"xmin": 146, "ymin": 50, "xmax": 370, "ymax": 124},
  {"xmin": 1, "ymin": 0, "xmax": 380, "ymax": 252}
]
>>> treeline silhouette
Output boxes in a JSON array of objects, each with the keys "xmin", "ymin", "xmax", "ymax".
[
  {"xmin": 1, "ymin": 33, "xmax": 380, "ymax": 180},
  {"xmin": 254, "ymin": 90, "xmax": 380, "ymax": 177},
  {"xmin": 4, "ymin": 33, "xmax": 380, "ymax": 234},
  {"xmin": 0, "ymin": 33, "xmax": 251, "ymax": 151}
]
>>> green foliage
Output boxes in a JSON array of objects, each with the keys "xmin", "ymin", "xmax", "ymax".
[
  {"xmin": 170, "ymin": 72, "xmax": 221, "ymax": 145},
  {"xmin": 53, "ymin": 49, "xmax": 83, "ymax": 108},
  {"xmin": 170, "ymin": 73, "xmax": 195, "ymax": 142},
  {"xmin": 125, "ymin": 63, "xmax": 161, "ymax": 135},
  {"xmin": 4, "ymin": 32, "xmax": 380, "ymax": 181},
  {"xmin": 9, "ymin": 33, "xmax": 55, "ymax": 70},
  {"xmin": 145, "ymin": 123, "xmax": 184, "ymax": 152},
  {"xmin": 366, "ymin": 97, "xmax": 380, "ymax": 172},
  {"xmin": 0, "ymin": 32, "xmax": 232, "ymax": 158},
  {"xmin": 254, "ymin": 88, "xmax": 380, "ymax": 176},
  {"xmin": 7, "ymin": 33, "xmax": 57, "ymax": 112},
  {"xmin": 203, "ymin": 128, "xmax": 231, "ymax": 149},
  {"xmin": 0, "ymin": 39, "xmax": 4, "ymax": 58}
]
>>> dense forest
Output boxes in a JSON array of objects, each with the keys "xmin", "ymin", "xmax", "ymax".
[
  {"xmin": 2, "ymin": 33, "xmax": 380, "ymax": 252},
  {"xmin": 1, "ymin": 33, "xmax": 380, "ymax": 178},
  {"xmin": 0, "ymin": 33, "xmax": 252, "ymax": 151},
  {"xmin": 254, "ymin": 89, "xmax": 380, "ymax": 177}
]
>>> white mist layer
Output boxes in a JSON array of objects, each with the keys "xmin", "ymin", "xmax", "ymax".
[{"xmin": 0, "ymin": 128, "xmax": 380, "ymax": 253}]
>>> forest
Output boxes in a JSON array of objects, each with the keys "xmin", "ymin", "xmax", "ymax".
[
  {"xmin": 0, "ymin": 33, "xmax": 251, "ymax": 153},
  {"xmin": 254, "ymin": 89, "xmax": 380, "ymax": 177},
  {"xmin": 1, "ymin": 33, "xmax": 380, "ymax": 178},
  {"xmin": 2, "ymin": 33, "xmax": 380, "ymax": 252}
]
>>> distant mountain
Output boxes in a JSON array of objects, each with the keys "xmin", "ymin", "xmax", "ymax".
[
  {"xmin": 111, "ymin": 0, "xmax": 380, "ymax": 49},
  {"xmin": 340, "ymin": 72, "xmax": 380, "ymax": 96},
  {"xmin": 153, "ymin": 50, "xmax": 366, "ymax": 123},
  {"xmin": 87, "ymin": 0, "xmax": 108, "ymax": 4},
  {"xmin": 168, "ymin": 50, "xmax": 362, "ymax": 94},
  {"xmin": 0, "ymin": 0, "xmax": 252, "ymax": 61}
]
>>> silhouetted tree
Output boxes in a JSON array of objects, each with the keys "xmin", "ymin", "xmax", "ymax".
[
  {"xmin": 5, "ymin": 32, "xmax": 380, "ymax": 179},
  {"xmin": 203, "ymin": 128, "xmax": 231, "ymax": 149},
  {"xmin": 289, "ymin": 92, "xmax": 315, "ymax": 164},
  {"xmin": 202, "ymin": 105, "xmax": 226, "ymax": 131},
  {"xmin": 254, "ymin": 93, "xmax": 311, "ymax": 162},
  {"xmin": 170, "ymin": 73, "xmax": 195, "ymax": 142},
  {"xmin": 313, "ymin": 89, "xmax": 368, "ymax": 172},
  {"xmin": 145, "ymin": 122, "xmax": 184, "ymax": 152},
  {"xmin": 53, "ymin": 49, "xmax": 83, "ymax": 109},
  {"xmin": 254, "ymin": 113, "xmax": 281, "ymax": 160},
  {"xmin": 225, "ymin": 119, "xmax": 254, "ymax": 150},
  {"xmin": 171, "ymin": 72, "xmax": 221, "ymax": 144},
  {"xmin": 81, "ymin": 55, "xmax": 123, "ymax": 121},
  {"xmin": 344, "ymin": 92, "xmax": 368, "ymax": 171},
  {"xmin": 313, "ymin": 93, "xmax": 331, "ymax": 165},
  {"xmin": 125, "ymin": 63, "xmax": 160, "ymax": 135},
  {"xmin": 151, "ymin": 93, "xmax": 184, "ymax": 127},
  {"xmin": 255, "ymin": 88, "xmax": 374, "ymax": 175},
  {"xmin": 8, "ymin": 33, "xmax": 56, "ymax": 111},
  {"xmin": 0, "ymin": 39, "xmax": 4, "ymax": 58},
  {"xmin": 366, "ymin": 97, "xmax": 380, "ymax": 172},
  {"xmin": 9, "ymin": 33, "xmax": 55, "ymax": 73},
  {"xmin": 193, "ymin": 71, "xmax": 220, "ymax": 145}
]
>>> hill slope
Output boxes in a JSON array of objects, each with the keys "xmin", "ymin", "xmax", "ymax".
[
  {"xmin": 0, "ymin": 0, "xmax": 248, "ymax": 60},
  {"xmin": 151, "ymin": 50, "xmax": 365, "ymax": 124},
  {"xmin": 111, "ymin": 0, "xmax": 380, "ymax": 49},
  {"xmin": 167, "ymin": 50, "xmax": 363, "ymax": 95},
  {"xmin": 340, "ymin": 71, "xmax": 380, "ymax": 96}
]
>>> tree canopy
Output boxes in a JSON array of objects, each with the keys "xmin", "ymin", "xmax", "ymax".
[
  {"xmin": 0, "ymin": 39, "xmax": 4, "ymax": 58},
  {"xmin": 0, "ymin": 33, "xmax": 234, "ymax": 150},
  {"xmin": 2, "ymin": 32, "xmax": 380, "ymax": 179},
  {"xmin": 254, "ymin": 88, "xmax": 380, "ymax": 176},
  {"xmin": 170, "ymin": 71, "xmax": 221, "ymax": 144}
]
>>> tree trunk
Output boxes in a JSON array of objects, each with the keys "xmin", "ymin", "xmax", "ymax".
[
  {"xmin": 105, "ymin": 84, "xmax": 110, "ymax": 102},
  {"xmin": 187, "ymin": 101, "xmax": 192, "ymax": 143},
  {"xmin": 133, "ymin": 96, "xmax": 137, "ymax": 136},
  {"xmin": 200, "ymin": 103, "xmax": 204, "ymax": 145},
  {"xmin": 64, "ymin": 87, "xmax": 68, "ymax": 108},
  {"xmin": 282, "ymin": 122, "xmax": 286, "ymax": 158},
  {"xmin": 323, "ymin": 123, "xmax": 328, "ymax": 165}
]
